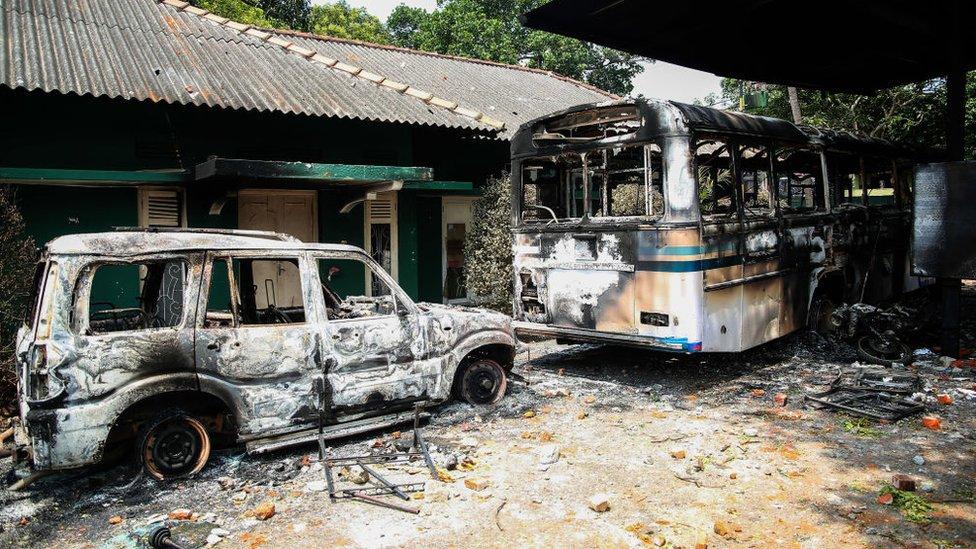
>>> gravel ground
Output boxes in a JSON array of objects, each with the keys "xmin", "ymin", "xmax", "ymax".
[{"xmin": 1, "ymin": 293, "xmax": 975, "ymax": 549}]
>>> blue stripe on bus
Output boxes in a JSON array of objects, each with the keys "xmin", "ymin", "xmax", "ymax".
[
  {"xmin": 636, "ymin": 254, "xmax": 741, "ymax": 272},
  {"xmin": 638, "ymin": 242, "xmax": 737, "ymax": 257}
]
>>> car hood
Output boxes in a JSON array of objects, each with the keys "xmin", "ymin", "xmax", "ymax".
[{"xmin": 416, "ymin": 302, "xmax": 513, "ymax": 341}]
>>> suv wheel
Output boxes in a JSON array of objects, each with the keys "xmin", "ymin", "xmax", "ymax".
[
  {"xmin": 138, "ymin": 409, "xmax": 211, "ymax": 480},
  {"xmin": 457, "ymin": 359, "xmax": 507, "ymax": 405}
]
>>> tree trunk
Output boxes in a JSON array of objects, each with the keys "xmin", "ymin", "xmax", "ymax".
[{"xmin": 787, "ymin": 86, "xmax": 802, "ymax": 124}]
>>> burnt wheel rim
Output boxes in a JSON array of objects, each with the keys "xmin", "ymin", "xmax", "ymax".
[
  {"xmin": 462, "ymin": 362, "xmax": 506, "ymax": 405},
  {"xmin": 859, "ymin": 336, "xmax": 908, "ymax": 362},
  {"xmin": 143, "ymin": 417, "xmax": 210, "ymax": 480}
]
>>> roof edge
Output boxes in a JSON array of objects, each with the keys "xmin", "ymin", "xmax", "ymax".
[
  {"xmin": 267, "ymin": 28, "xmax": 619, "ymax": 101},
  {"xmin": 157, "ymin": 0, "xmax": 506, "ymax": 130}
]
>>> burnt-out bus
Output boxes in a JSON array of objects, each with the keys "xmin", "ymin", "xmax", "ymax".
[{"xmin": 510, "ymin": 99, "xmax": 926, "ymax": 352}]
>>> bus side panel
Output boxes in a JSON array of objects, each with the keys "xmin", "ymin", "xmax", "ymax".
[
  {"xmin": 741, "ymin": 258, "xmax": 787, "ymax": 349},
  {"xmin": 700, "ymin": 231, "xmax": 744, "ymax": 352},
  {"xmin": 702, "ymin": 286, "xmax": 742, "ymax": 351},
  {"xmin": 634, "ymin": 229, "xmax": 704, "ymax": 348},
  {"xmin": 780, "ymin": 223, "xmax": 828, "ymax": 338}
]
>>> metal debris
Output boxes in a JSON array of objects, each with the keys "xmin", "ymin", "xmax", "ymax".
[
  {"xmin": 319, "ymin": 405, "xmax": 437, "ymax": 514},
  {"xmin": 804, "ymin": 388, "xmax": 925, "ymax": 421}
]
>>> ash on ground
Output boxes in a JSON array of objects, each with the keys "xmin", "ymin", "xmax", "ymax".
[{"xmin": 2, "ymin": 290, "xmax": 975, "ymax": 548}]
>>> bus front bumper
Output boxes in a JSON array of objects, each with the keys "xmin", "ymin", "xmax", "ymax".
[{"xmin": 512, "ymin": 321, "xmax": 701, "ymax": 352}]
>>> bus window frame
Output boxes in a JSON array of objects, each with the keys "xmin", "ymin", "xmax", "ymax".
[
  {"xmin": 517, "ymin": 142, "xmax": 664, "ymax": 225},
  {"xmin": 694, "ymin": 135, "xmax": 739, "ymax": 222},
  {"xmin": 863, "ymin": 156, "xmax": 898, "ymax": 209},
  {"xmin": 733, "ymin": 140, "xmax": 776, "ymax": 220},
  {"xmin": 773, "ymin": 145, "xmax": 827, "ymax": 216}
]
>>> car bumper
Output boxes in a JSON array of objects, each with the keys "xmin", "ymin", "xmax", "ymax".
[{"xmin": 19, "ymin": 403, "xmax": 113, "ymax": 471}]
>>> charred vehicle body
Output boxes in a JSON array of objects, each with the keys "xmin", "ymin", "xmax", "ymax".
[
  {"xmin": 14, "ymin": 229, "xmax": 513, "ymax": 479},
  {"xmin": 511, "ymin": 99, "xmax": 927, "ymax": 352}
]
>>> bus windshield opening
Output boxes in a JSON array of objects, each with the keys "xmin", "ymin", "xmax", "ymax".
[{"xmin": 520, "ymin": 144, "xmax": 663, "ymax": 223}]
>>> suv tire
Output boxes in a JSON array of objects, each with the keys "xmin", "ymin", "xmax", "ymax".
[
  {"xmin": 456, "ymin": 359, "xmax": 507, "ymax": 405},
  {"xmin": 137, "ymin": 409, "xmax": 211, "ymax": 481}
]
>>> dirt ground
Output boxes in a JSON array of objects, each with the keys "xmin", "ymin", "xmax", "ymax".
[{"xmin": 1, "ymin": 297, "xmax": 975, "ymax": 548}]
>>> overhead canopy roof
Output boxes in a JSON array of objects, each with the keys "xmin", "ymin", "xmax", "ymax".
[
  {"xmin": 521, "ymin": 0, "xmax": 975, "ymax": 92},
  {"xmin": 193, "ymin": 158, "xmax": 433, "ymax": 184}
]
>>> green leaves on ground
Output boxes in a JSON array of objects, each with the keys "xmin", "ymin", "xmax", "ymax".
[
  {"xmin": 880, "ymin": 484, "xmax": 934, "ymax": 524},
  {"xmin": 843, "ymin": 417, "xmax": 882, "ymax": 438}
]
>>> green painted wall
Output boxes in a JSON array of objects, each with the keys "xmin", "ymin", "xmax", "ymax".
[
  {"xmin": 416, "ymin": 196, "xmax": 443, "ymax": 303},
  {"xmin": 396, "ymin": 191, "xmax": 420, "ymax": 298},
  {"xmin": 13, "ymin": 185, "xmax": 138, "ymax": 246},
  {"xmin": 2, "ymin": 88, "xmax": 509, "ymax": 306},
  {"xmin": 13, "ymin": 185, "xmax": 140, "ymax": 304},
  {"xmin": 318, "ymin": 190, "xmax": 366, "ymax": 297}
]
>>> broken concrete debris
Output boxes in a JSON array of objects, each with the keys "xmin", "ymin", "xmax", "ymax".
[
  {"xmin": 464, "ymin": 477, "xmax": 490, "ymax": 491},
  {"xmin": 338, "ymin": 466, "xmax": 369, "ymax": 485},
  {"xmin": 891, "ymin": 474, "xmax": 916, "ymax": 491},
  {"xmin": 251, "ymin": 501, "xmax": 275, "ymax": 521},
  {"xmin": 588, "ymin": 493, "xmax": 611, "ymax": 512}
]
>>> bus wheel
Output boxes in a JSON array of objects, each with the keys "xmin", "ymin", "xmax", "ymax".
[
  {"xmin": 856, "ymin": 334, "xmax": 910, "ymax": 367},
  {"xmin": 138, "ymin": 409, "xmax": 211, "ymax": 481},
  {"xmin": 457, "ymin": 359, "xmax": 507, "ymax": 405},
  {"xmin": 809, "ymin": 295, "xmax": 837, "ymax": 335}
]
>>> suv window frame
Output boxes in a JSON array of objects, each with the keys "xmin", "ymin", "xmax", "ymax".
[
  {"xmin": 72, "ymin": 256, "xmax": 189, "ymax": 336},
  {"xmin": 311, "ymin": 250, "xmax": 417, "ymax": 323},
  {"xmin": 202, "ymin": 251, "xmax": 310, "ymax": 329}
]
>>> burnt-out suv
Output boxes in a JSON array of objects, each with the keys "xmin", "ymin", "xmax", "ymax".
[{"xmin": 13, "ymin": 229, "xmax": 513, "ymax": 480}]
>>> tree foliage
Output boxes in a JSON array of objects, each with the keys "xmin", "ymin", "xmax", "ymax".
[
  {"xmin": 0, "ymin": 187, "xmax": 37, "ymax": 411},
  {"xmin": 705, "ymin": 74, "xmax": 976, "ymax": 155},
  {"xmin": 386, "ymin": 0, "xmax": 645, "ymax": 96},
  {"xmin": 191, "ymin": 0, "xmax": 643, "ymax": 96},
  {"xmin": 191, "ymin": 0, "xmax": 274, "ymax": 27},
  {"xmin": 191, "ymin": 0, "xmax": 310, "ymax": 30},
  {"xmin": 309, "ymin": 1, "xmax": 391, "ymax": 44},
  {"xmin": 463, "ymin": 174, "xmax": 513, "ymax": 312},
  {"xmin": 255, "ymin": 0, "xmax": 310, "ymax": 31}
]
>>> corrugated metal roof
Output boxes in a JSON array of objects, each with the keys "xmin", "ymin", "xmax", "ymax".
[
  {"xmin": 0, "ymin": 0, "xmax": 615, "ymax": 137},
  {"xmin": 274, "ymin": 31, "xmax": 618, "ymax": 138}
]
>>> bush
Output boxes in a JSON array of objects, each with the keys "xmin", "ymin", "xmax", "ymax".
[
  {"xmin": 0, "ymin": 186, "xmax": 37, "ymax": 413},
  {"xmin": 462, "ymin": 173, "xmax": 513, "ymax": 313}
]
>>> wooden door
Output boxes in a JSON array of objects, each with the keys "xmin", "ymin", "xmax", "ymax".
[{"xmin": 239, "ymin": 190, "xmax": 317, "ymax": 308}]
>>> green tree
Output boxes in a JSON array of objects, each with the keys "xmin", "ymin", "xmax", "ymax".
[
  {"xmin": 190, "ymin": 0, "xmax": 310, "ymax": 30},
  {"xmin": 256, "ymin": 0, "xmax": 311, "ymax": 31},
  {"xmin": 0, "ymin": 187, "xmax": 37, "ymax": 412},
  {"xmin": 386, "ymin": 5, "xmax": 427, "ymax": 49},
  {"xmin": 387, "ymin": 0, "xmax": 645, "ymax": 96},
  {"xmin": 707, "ymin": 75, "xmax": 976, "ymax": 155},
  {"xmin": 191, "ymin": 0, "xmax": 274, "ymax": 27},
  {"xmin": 463, "ymin": 173, "xmax": 513, "ymax": 312},
  {"xmin": 310, "ymin": 1, "xmax": 391, "ymax": 43}
]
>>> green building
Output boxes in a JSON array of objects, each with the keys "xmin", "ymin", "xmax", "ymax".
[{"xmin": 0, "ymin": 0, "xmax": 613, "ymax": 303}]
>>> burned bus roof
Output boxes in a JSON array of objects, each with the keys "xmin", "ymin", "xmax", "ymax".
[
  {"xmin": 45, "ymin": 230, "xmax": 366, "ymax": 256},
  {"xmin": 511, "ymin": 98, "xmax": 919, "ymax": 158}
]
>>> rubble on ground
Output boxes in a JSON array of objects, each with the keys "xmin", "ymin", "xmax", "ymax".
[{"xmin": 1, "ymin": 292, "xmax": 974, "ymax": 547}]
